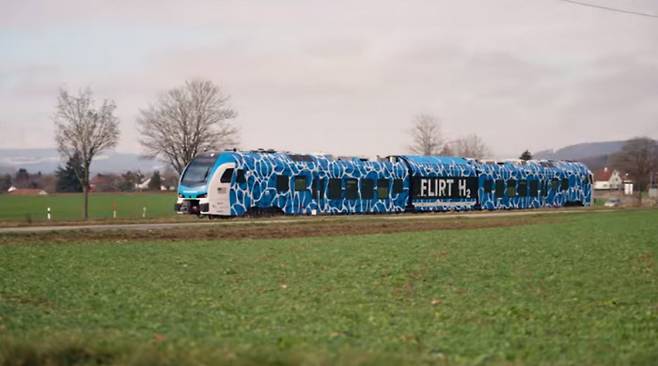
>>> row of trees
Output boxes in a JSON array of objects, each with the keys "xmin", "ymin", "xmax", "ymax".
[
  {"xmin": 408, "ymin": 114, "xmax": 537, "ymax": 161},
  {"xmin": 0, "ymin": 164, "xmax": 168, "ymax": 194},
  {"xmin": 53, "ymin": 80, "xmax": 238, "ymax": 219},
  {"xmin": 0, "ymin": 169, "xmax": 54, "ymax": 191},
  {"xmin": 408, "ymin": 113, "xmax": 492, "ymax": 159}
]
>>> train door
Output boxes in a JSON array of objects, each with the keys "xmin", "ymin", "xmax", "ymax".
[
  {"xmin": 292, "ymin": 174, "xmax": 313, "ymax": 214},
  {"xmin": 207, "ymin": 163, "xmax": 235, "ymax": 215},
  {"xmin": 312, "ymin": 174, "xmax": 326, "ymax": 214}
]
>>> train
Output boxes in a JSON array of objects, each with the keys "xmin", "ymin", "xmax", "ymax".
[{"xmin": 175, "ymin": 150, "xmax": 593, "ymax": 217}]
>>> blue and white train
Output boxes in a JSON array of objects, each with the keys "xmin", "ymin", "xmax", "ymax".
[{"xmin": 175, "ymin": 150, "xmax": 593, "ymax": 217}]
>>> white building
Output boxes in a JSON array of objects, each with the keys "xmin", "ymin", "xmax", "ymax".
[{"xmin": 593, "ymin": 167, "xmax": 623, "ymax": 190}]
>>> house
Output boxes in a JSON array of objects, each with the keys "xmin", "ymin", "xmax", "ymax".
[
  {"xmin": 136, "ymin": 178, "xmax": 175, "ymax": 191},
  {"xmin": 593, "ymin": 167, "xmax": 623, "ymax": 190},
  {"xmin": 90, "ymin": 174, "xmax": 119, "ymax": 192},
  {"xmin": 136, "ymin": 178, "xmax": 151, "ymax": 191}
]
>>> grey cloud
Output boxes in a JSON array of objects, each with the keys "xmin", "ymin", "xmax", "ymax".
[{"xmin": 2, "ymin": 0, "xmax": 658, "ymax": 158}]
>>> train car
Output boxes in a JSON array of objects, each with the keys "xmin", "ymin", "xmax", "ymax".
[
  {"xmin": 473, "ymin": 159, "xmax": 592, "ymax": 210},
  {"xmin": 393, "ymin": 155, "xmax": 479, "ymax": 212},
  {"xmin": 176, "ymin": 150, "xmax": 592, "ymax": 217},
  {"xmin": 176, "ymin": 150, "xmax": 410, "ymax": 216}
]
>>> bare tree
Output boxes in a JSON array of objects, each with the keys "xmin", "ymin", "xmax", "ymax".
[
  {"xmin": 53, "ymin": 88, "xmax": 120, "ymax": 220},
  {"xmin": 610, "ymin": 137, "xmax": 658, "ymax": 204},
  {"xmin": 138, "ymin": 80, "xmax": 238, "ymax": 174},
  {"xmin": 408, "ymin": 114, "xmax": 446, "ymax": 155},
  {"xmin": 450, "ymin": 134, "xmax": 491, "ymax": 159}
]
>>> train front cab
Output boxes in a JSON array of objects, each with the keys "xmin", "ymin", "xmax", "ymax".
[{"xmin": 176, "ymin": 152, "xmax": 237, "ymax": 216}]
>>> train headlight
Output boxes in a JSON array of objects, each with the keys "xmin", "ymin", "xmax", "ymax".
[{"xmin": 197, "ymin": 193, "xmax": 207, "ymax": 198}]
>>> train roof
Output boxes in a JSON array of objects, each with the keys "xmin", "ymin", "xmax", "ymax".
[
  {"xmin": 214, "ymin": 150, "xmax": 591, "ymax": 175},
  {"xmin": 399, "ymin": 155, "xmax": 471, "ymax": 165}
]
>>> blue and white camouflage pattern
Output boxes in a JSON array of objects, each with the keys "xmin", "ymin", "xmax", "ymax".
[
  {"xmin": 176, "ymin": 150, "xmax": 592, "ymax": 217},
  {"xmin": 230, "ymin": 152, "xmax": 408, "ymax": 216}
]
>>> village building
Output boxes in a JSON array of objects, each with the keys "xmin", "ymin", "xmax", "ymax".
[{"xmin": 593, "ymin": 167, "xmax": 623, "ymax": 190}]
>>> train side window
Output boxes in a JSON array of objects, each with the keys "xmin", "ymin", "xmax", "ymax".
[
  {"xmin": 345, "ymin": 179, "xmax": 359, "ymax": 199},
  {"xmin": 276, "ymin": 175, "xmax": 289, "ymax": 192},
  {"xmin": 236, "ymin": 169, "xmax": 246, "ymax": 184},
  {"xmin": 312, "ymin": 178, "xmax": 326, "ymax": 198},
  {"xmin": 483, "ymin": 179, "xmax": 493, "ymax": 193},
  {"xmin": 588, "ymin": 174, "xmax": 593, "ymax": 184},
  {"xmin": 561, "ymin": 178, "xmax": 569, "ymax": 191},
  {"xmin": 220, "ymin": 168, "xmax": 234, "ymax": 183},
  {"xmin": 327, "ymin": 178, "xmax": 342, "ymax": 199},
  {"xmin": 507, "ymin": 179, "xmax": 517, "ymax": 197},
  {"xmin": 495, "ymin": 179, "xmax": 505, "ymax": 198},
  {"xmin": 529, "ymin": 180, "xmax": 539, "ymax": 197},
  {"xmin": 551, "ymin": 178, "xmax": 559, "ymax": 191},
  {"xmin": 518, "ymin": 180, "xmax": 527, "ymax": 197},
  {"xmin": 294, "ymin": 176, "xmax": 308, "ymax": 191},
  {"xmin": 377, "ymin": 179, "xmax": 389, "ymax": 199},
  {"xmin": 361, "ymin": 179, "xmax": 375, "ymax": 199},
  {"xmin": 392, "ymin": 179, "xmax": 403, "ymax": 194}
]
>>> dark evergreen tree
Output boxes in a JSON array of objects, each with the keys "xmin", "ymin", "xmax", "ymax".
[
  {"xmin": 14, "ymin": 168, "xmax": 30, "ymax": 188},
  {"xmin": 148, "ymin": 171, "xmax": 162, "ymax": 191},
  {"xmin": 0, "ymin": 174, "xmax": 11, "ymax": 193},
  {"xmin": 519, "ymin": 150, "xmax": 533, "ymax": 161},
  {"xmin": 55, "ymin": 153, "xmax": 83, "ymax": 192}
]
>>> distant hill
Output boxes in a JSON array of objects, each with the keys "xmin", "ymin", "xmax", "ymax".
[
  {"xmin": 534, "ymin": 141, "xmax": 629, "ymax": 172},
  {"xmin": 0, "ymin": 148, "xmax": 164, "ymax": 174},
  {"xmin": 534, "ymin": 141, "xmax": 625, "ymax": 161}
]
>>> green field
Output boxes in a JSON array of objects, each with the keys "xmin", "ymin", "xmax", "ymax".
[
  {"xmin": 0, "ymin": 210, "xmax": 657, "ymax": 365},
  {"xmin": 0, "ymin": 192, "xmax": 177, "ymax": 222}
]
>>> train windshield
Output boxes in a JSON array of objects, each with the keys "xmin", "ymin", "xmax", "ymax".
[{"xmin": 181, "ymin": 155, "xmax": 217, "ymax": 186}]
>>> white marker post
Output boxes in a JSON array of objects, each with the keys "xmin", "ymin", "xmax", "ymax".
[
  {"xmin": 112, "ymin": 201, "xmax": 117, "ymax": 219},
  {"xmin": 47, "ymin": 207, "xmax": 51, "ymax": 221},
  {"xmin": 142, "ymin": 207, "xmax": 147, "ymax": 218}
]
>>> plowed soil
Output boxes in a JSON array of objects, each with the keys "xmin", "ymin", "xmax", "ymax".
[{"xmin": 0, "ymin": 215, "xmax": 559, "ymax": 245}]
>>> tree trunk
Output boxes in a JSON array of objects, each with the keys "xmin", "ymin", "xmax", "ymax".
[
  {"xmin": 83, "ymin": 163, "xmax": 90, "ymax": 220},
  {"xmin": 83, "ymin": 184, "xmax": 89, "ymax": 220}
]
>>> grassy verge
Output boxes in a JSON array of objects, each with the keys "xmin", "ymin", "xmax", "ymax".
[
  {"xmin": 1, "ymin": 210, "xmax": 657, "ymax": 365},
  {"xmin": 0, "ymin": 192, "xmax": 177, "ymax": 223}
]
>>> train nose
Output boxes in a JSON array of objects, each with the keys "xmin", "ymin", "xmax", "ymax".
[{"xmin": 175, "ymin": 199, "xmax": 200, "ymax": 214}]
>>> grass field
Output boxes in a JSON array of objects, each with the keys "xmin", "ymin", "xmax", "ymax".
[
  {"xmin": 0, "ymin": 192, "xmax": 177, "ymax": 222},
  {"xmin": 0, "ymin": 210, "xmax": 656, "ymax": 365}
]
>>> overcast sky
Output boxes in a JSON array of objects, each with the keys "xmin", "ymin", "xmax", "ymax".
[{"xmin": 1, "ymin": 0, "xmax": 657, "ymax": 159}]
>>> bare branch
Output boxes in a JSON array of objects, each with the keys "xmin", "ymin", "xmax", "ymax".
[
  {"xmin": 137, "ymin": 80, "xmax": 239, "ymax": 174},
  {"xmin": 52, "ymin": 88, "xmax": 120, "ymax": 219},
  {"xmin": 610, "ymin": 137, "xmax": 658, "ymax": 196},
  {"xmin": 450, "ymin": 134, "xmax": 491, "ymax": 159},
  {"xmin": 408, "ymin": 114, "xmax": 446, "ymax": 156}
]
